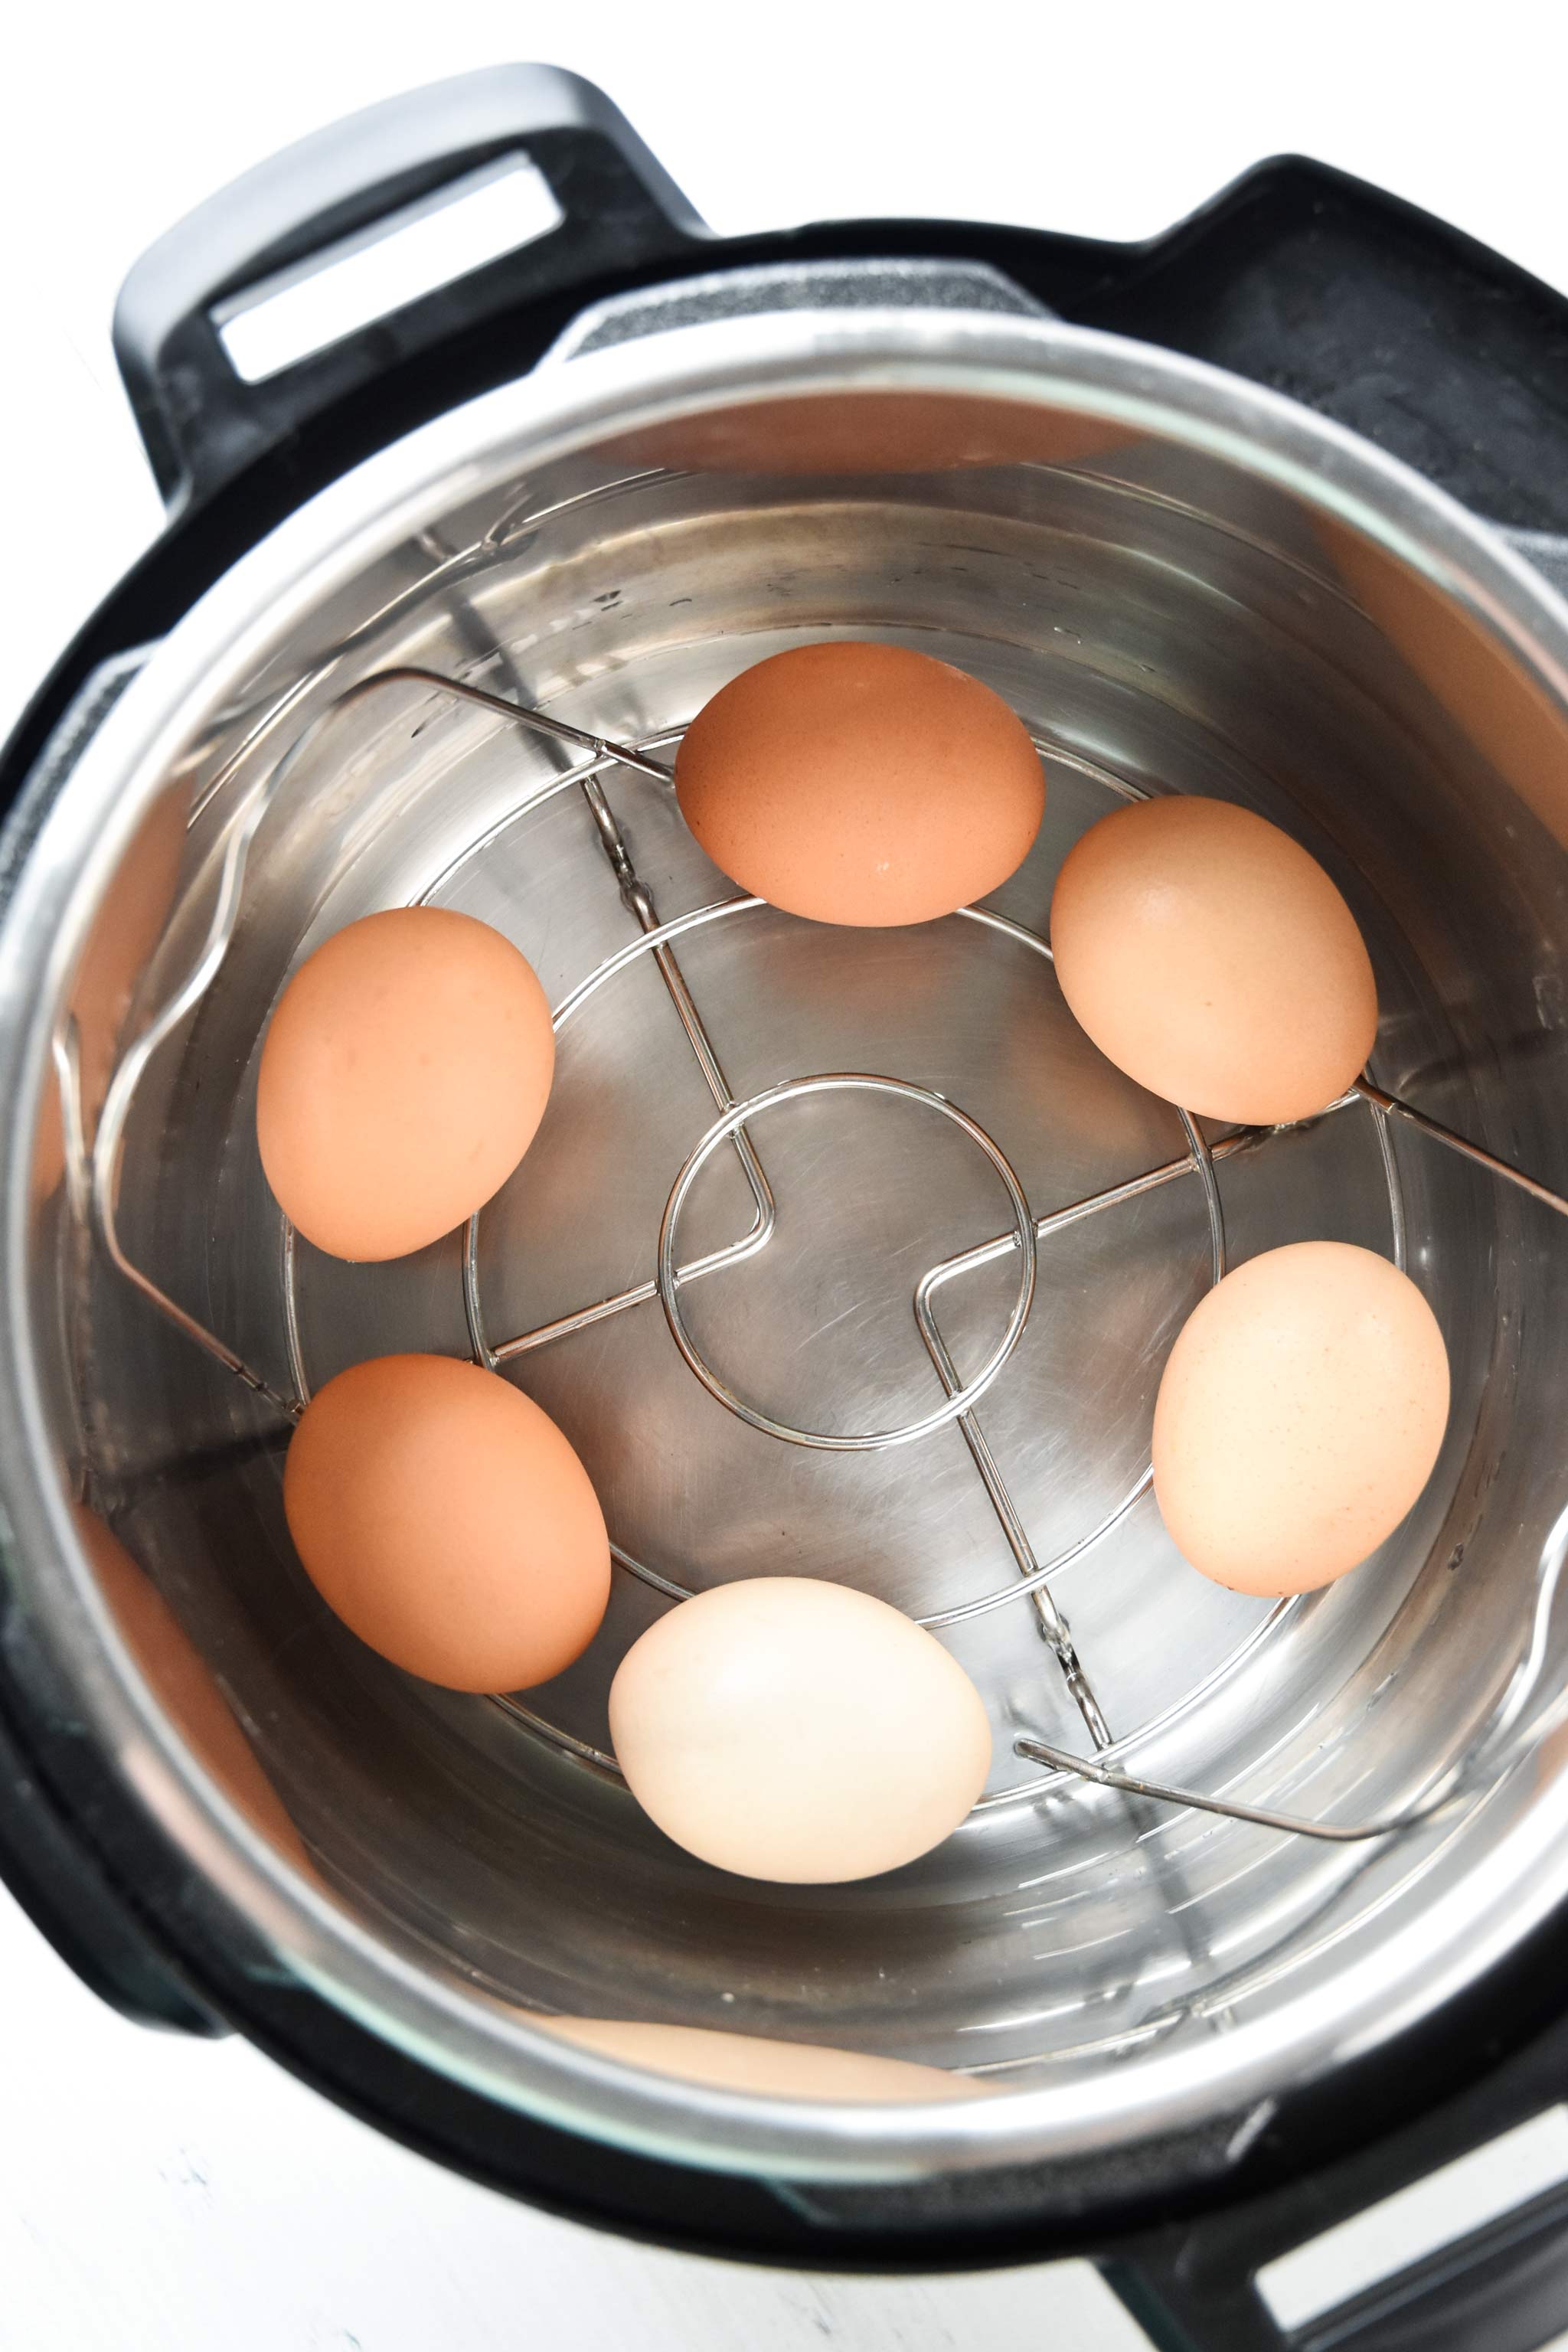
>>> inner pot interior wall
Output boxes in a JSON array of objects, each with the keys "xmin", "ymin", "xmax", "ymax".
[{"xmin": 43, "ymin": 384, "xmax": 1568, "ymax": 2090}]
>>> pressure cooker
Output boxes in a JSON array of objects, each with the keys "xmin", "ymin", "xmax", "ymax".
[{"xmin": 8, "ymin": 63, "xmax": 1568, "ymax": 2352}]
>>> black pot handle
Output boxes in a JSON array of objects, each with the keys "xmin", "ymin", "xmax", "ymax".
[
  {"xmin": 1105, "ymin": 2073, "xmax": 1568, "ymax": 2350},
  {"xmin": 1109, "ymin": 2187, "xmax": 1568, "ymax": 2352},
  {"xmin": 113, "ymin": 64, "xmax": 707, "ymax": 512}
]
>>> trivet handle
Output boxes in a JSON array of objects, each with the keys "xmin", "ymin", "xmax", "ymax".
[{"xmin": 112, "ymin": 65, "xmax": 706, "ymax": 511}]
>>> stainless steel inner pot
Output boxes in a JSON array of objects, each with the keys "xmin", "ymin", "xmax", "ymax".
[{"xmin": 9, "ymin": 294, "xmax": 1568, "ymax": 2184}]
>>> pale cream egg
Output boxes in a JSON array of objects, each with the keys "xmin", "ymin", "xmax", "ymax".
[
  {"xmin": 608, "ymin": 1577, "xmax": 992, "ymax": 1883},
  {"xmin": 1152, "ymin": 1241, "xmax": 1451, "ymax": 1595}
]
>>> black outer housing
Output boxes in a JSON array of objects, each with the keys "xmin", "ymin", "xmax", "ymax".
[{"xmin": 7, "ymin": 64, "xmax": 1568, "ymax": 2350}]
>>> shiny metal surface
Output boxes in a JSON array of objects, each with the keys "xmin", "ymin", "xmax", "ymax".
[
  {"xmin": 6, "ymin": 301, "xmax": 1568, "ymax": 2185},
  {"xmin": 89, "ymin": 658, "xmax": 1565, "ymax": 1817},
  {"xmin": 654, "ymin": 1070, "xmax": 1040, "ymax": 1451}
]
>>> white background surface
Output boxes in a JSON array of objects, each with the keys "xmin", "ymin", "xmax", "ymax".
[{"xmin": 5, "ymin": 5, "xmax": 1568, "ymax": 2345}]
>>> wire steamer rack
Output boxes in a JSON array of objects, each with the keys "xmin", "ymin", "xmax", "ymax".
[{"xmin": 86, "ymin": 659, "xmax": 1568, "ymax": 1855}]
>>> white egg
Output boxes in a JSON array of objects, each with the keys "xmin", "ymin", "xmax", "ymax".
[{"xmin": 608, "ymin": 1577, "xmax": 992, "ymax": 1883}]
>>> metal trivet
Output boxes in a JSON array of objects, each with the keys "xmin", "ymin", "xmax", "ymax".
[{"xmin": 83, "ymin": 664, "xmax": 1568, "ymax": 1847}]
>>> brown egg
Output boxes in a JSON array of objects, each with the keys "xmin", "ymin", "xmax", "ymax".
[
  {"xmin": 608, "ymin": 1578, "xmax": 992, "ymax": 1883},
  {"xmin": 1050, "ymin": 796, "xmax": 1378, "ymax": 1125},
  {"xmin": 675, "ymin": 643, "xmax": 1045, "ymax": 927},
  {"xmin": 283, "ymin": 1353, "xmax": 610, "ymax": 1690},
  {"xmin": 1152, "ymin": 1242, "xmax": 1450, "ymax": 1596},
  {"xmin": 527, "ymin": 2015, "xmax": 991, "ymax": 2101},
  {"xmin": 75, "ymin": 1506, "xmax": 312, "ymax": 1870},
  {"xmin": 256, "ymin": 906, "xmax": 554, "ymax": 1261}
]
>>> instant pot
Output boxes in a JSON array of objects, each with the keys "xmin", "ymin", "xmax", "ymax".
[{"xmin": 8, "ymin": 64, "xmax": 1568, "ymax": 2352}]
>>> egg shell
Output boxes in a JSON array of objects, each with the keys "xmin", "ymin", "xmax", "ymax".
[
  {"xmin": 256, "ymin": 906, "xmax": 554, "ymax": 1262},
  {"xmin": 528, "ymin": 2015, "xmax": 991, "ymax": 2101},
  {"xmin": 1049, "ymin": 795, "xmax": 1378, "ymax": 1125},
  {"xmin": 608, "ymin": 1577, "xmax": 993, "ymax": 1883},
  {"xmin": 1152, "ymin": 1241, "xmax": 1451, "ymax": 1596},
  {"xmin": 283, "ymin": 1353, "xmax": 610, "ymax": 1690},
  {"xmin": 675, "ymin": 642, "xmax": 1045, "ymax": 928}
]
